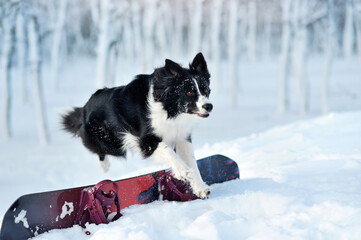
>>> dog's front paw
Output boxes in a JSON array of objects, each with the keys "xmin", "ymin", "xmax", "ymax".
[{"xmin": 194, "ymin": 185, "xmax": 211, "ymax": 199}]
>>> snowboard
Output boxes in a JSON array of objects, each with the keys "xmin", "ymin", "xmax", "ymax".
[{"xmin": 0, "ymin": 154, "xmax": 239, "ymax": 240}]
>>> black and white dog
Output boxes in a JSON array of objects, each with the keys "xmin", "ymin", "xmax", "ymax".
[{"xmin": 62, "ymin": 53, "xmax": 213, "ymax": 198}]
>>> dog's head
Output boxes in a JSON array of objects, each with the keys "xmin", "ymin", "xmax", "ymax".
[{"xmin": 153, "ymin": 53, "xmax": 213, "ymax": 119}]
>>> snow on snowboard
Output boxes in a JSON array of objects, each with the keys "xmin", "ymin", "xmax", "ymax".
[{"xmin": 0, "ymin": 155, "xmax": 239, "ymax": 240}]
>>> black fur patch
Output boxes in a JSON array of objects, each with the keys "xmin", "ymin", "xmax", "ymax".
[{"xmin": 140, "ymin": 134, "xmax": 162, "ymax": 157}]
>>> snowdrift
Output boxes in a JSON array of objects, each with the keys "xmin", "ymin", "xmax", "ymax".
[{"xmin": 28, "ymin": 111, "xmax": 361, "ymax": 240}]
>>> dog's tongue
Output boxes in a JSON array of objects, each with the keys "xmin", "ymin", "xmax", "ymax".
[{"xmin": 197, "ymin": 113, "xmax": 209, "ymax": 118}]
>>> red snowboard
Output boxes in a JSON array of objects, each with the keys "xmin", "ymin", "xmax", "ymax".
[{"xmin": 0, "ymin": 154, "xmax": 239, "ymax": 240}]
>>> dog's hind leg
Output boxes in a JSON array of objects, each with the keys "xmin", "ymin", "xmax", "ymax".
[{"xmin": 98, "ymin": 154, "xmax": 110, "ymax": 173}]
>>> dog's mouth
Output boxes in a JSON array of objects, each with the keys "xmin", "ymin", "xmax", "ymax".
[{"xmin": 195, "ymin": 112, "xmax": 210, "ymax": 118}]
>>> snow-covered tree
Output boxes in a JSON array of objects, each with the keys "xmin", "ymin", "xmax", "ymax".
[
  {"xmin": 228, "ymin": 0, "xmax": 239, "ymax": 108},
  {"xmin": 355, "ymin": 1, "xmax": 361, "ymax": 62},
  {"xmin": 188, "ymin": 0, "xmax": 203, "ymax": 59},
  {"xmin": 210, "ymin": 0, "xmax": 222, "ymax": 91},
  {"xmin": 321, "ymin": 0, "xmax": 337, "ymax": 114},
  {"xmin": 247, "ymin": 0, "xmax": 257, "ymax": 61},
  {"xmin": 50, "ymin": 0, "xmax": 68, "ymax": 89},
  {"xmin": 293, "ymin": 0, "xmax": 310, "ymax": 115},
  {"xmin": 16, "ymin": 5, "xmax": 27, "ymax": 103},
  {"xmin": 142, "ymin": 0, "xmax": 157, "ymax": 73},
  {"xmin": 278, "ymin": 0, "xmax": 293, "ymax": 114},
  {"xmin": 171, "ymin": 0, "xmax": 186, "ymax": 60},
  {"xmin": 95, "ymin": 0, "xmax": 111, "ymax": 89},
  {"xmin": 343, "ymin": 0, "xmax": 355, "ymax": 59},
  {"xmin": 28, "ymin": 15, "xmax": 50, "ymax": 145},
  {"xmin": 260, "ymin": 4, "xmax": 274, "ymax": 59},
  {"xmin": 0, "ymin": 0, "xmax": 16, "ymax": 140},
  {"xmin": 94, "ymin": 0, "xmax": 126, "ymax": 88},
  {"xmin": 130, "ymin": 1, "xmax": 143, "ymax": 71},
  {"xmin": 278, "ymin": 0, "xmax": 335, "ymax": 115}
]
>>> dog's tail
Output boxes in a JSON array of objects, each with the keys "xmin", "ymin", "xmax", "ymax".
[{"xmin": 61, "ymin": 107, "xmax": 83, "ymax": 136}]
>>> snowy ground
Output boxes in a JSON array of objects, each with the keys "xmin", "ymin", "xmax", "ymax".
[{"xmin": 0, "ymin": 57, "xmax": 361, "ymax": 239}]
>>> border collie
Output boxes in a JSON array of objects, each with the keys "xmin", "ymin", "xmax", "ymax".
[{"xmin": 62, "ymin": 53, "xmax": 213, "ymax": 198}]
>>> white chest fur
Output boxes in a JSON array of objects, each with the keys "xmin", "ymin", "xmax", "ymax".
[{"xmin": 148, "ymin": 86, "xmax": 197, "ymax": 147}]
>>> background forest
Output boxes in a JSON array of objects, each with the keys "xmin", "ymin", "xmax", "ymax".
[{"xmin": 1, "ymin": 0, "xmax": 361, "ymax": 144}]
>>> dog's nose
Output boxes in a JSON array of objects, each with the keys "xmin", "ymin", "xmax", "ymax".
[{"xmin": 202, "ymin": 103, "xmax": 213, "ymax": 112}]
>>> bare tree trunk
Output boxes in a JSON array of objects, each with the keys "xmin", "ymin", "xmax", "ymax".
[
  {"xmin": 173, "ymin": 0, "xmax": 185, "ymax": 59},
  {"xmin": 247, "ymin": 1, "xmax": 257, "ymax": 61},
  {"xmin": 16, "ymin": 12, "xmax": 27, "ymax": 104},
  {"xmin": 228, "ymin": 0, "xmax": 238, "ymax": 108},
  {"xmin": 189, "ymin": 0, "xmax": 203, "ymax": 57},
  {"xmin": 322, "ymin": 0, "xmax": 337, "ymax": 114},
  {"xmin": 155, "ymin": 1, "xmax": 168, "ymax": 61},
  {"xmin": 120, "ymin": 15, "xmax": 133, "ymax": 61},
  {"xmin": 28, "ymin": 17, "xmax": 50, "ymax": 145},
  {"xmin": 131, "ymin": 1, "xmax": 142, "ymax": 72},
  {"xmin": 51, "ymin": 0, "xmax": 68, "ymax": 90},
  {"xmin": 294, "ymin": 0, "xmax": 309, "ymax": 115},
  {"xmin": 343, "ymin": 0, "xmax": 355, "ymax": 59},
  {"xmin": 142, "ymin": 0, "xmax": 157, "ymax": 72},
  {"xmin": 210, "ymin": 0, "xmax": 222, "ymax": 92},
  {"xmin": 90, "ymin": 0, "xmax": 99, "ymax": 24},
  {"xmin": 355, "ymin": 4, "xmax": 361, "ymax": 63},
  {"xmin": 278, "ymin": 0, "xmax": 293, "ymax": 114},
  {"xmin": 263, "ymin": 13, "xmax": 272, "ymax": 59},
  {"xmin": 1, "ymin": 19, "xmax": 13, "ymax": 139},
  {"xmin": 95, "ymin": 0, "xmax": 110, "ymax": 88},
  {"xmin": 107, "ymin": 42, "xmax": 118, "ymax": 87}
]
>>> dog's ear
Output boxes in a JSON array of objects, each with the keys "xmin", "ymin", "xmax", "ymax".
[
  {"xmin": 190, "ymin": 52, "xmax": 209, "ymax": 74},
  {"xmin": 165, "ymin": 59, "xmax": 182, "ymax": 77}
]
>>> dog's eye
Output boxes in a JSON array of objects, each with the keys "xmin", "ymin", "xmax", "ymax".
[
  {"xmin": 203, "ymin": 88, "xmax": 210, "ymax": 95},
  {"xmin": 187, "ymin": 91, "xmax": 195, "ymax": 96}
]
